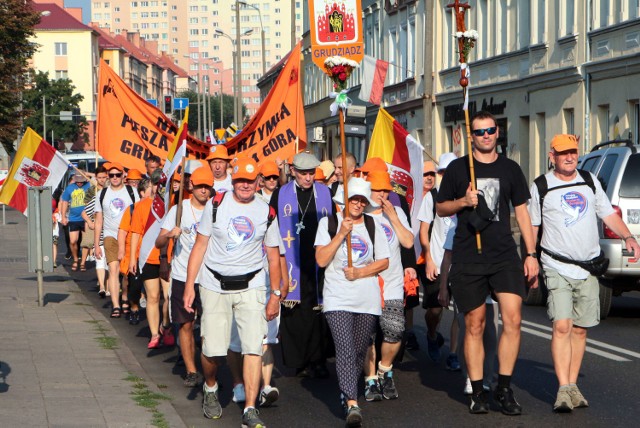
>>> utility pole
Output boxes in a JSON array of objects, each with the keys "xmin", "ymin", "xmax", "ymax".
[
  {"xmin": 43, "ymin": 95, "xmax": 46, "ymax": 142},
  {"xmin": 422, "ymin": 1, "xmax": 434, "ymax": 155},
  {"xmin": 235, "ymin": 1, "xmax": 242, "ymax": 126}
]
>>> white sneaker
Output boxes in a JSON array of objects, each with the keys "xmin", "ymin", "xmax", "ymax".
[
  {"xmin": 259, "ymin": 385, "xmax": 279, "ymax": 407},
  {"xmin": 232, "ymin": 383, "xmax": 246, "ymax": 403},
  {"xmin": 86, "ymin": 255, "xmax": 96, "ymax": 262},
  {"xmin": 139, "ymin": 296, "xmax": 147, "ymax": 308},
  {"xmin": 463, "ymin": 378, "xmax": 472, "ymax": 395}
]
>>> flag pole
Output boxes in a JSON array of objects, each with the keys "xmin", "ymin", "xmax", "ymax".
[
  {"xmin": 175, "ymin": 157, "xmax": 187, "ymax": 227},
  {"xmin": 338, "ymin": 108, "xmax": 352, "ymax": 267},
  {"xmin": 448, "ymin": 0, "xmax": 481, "ymax": 254}
]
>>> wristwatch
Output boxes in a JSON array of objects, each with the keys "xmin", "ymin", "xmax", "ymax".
[
  {"xmin": 271, "ymin": 289, "xmax": 282, "ymax": 297},
  {"xmin": 526, "ymin": 252, "xmax": 538, "ymax": 258}
]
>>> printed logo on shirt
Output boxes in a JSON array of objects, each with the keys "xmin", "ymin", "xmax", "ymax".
[
  {"xmin": 477, "ymin": 178, "xmax": 500, "ymax": 221},
  {"xmin": 342, "ymin": 234, "xmax": 371, "ymax": 266},
  {"xmin": 70, "ymin": 188, "xmax": 86, "ymax": 208},
  {"xmin": 381, "ymin": 222, "xmax": 394, "ymax": 243},
  {"xmin": 561, "ymin": 191, "xmax": 588, "ymax": 226},
  {"xmin": 109, "ymin": 198, "xmax": 126, "ymax": 218},
  {"xmin": 226, "ymin": 216, "xmax": 255, "ymax": 251}
]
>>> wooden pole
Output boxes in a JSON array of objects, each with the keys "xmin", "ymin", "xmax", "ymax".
[
  {"xmin": 339, "ymin": 109, "xmax": 352, "ymax": 267},
  {"xmin": 463, "ymin": 93, "xmax": 482, "ymax": 254},
  {"xmin": 175, "ymin": 157, "xmax": 187, "ymax": 227}
]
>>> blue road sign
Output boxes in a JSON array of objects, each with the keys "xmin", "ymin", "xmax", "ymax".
[
  {"xmin": 146, "ymin": 98, "xmax": 158, "ymax": 107},
  {"xmin": 174, "ymin": 97, "xmax": 189, "ymax": 110}
]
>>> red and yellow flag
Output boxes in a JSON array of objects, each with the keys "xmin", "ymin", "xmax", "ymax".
[{"xmin": 0, "ymin": 127, "xmax": 69, "ymax": 215}]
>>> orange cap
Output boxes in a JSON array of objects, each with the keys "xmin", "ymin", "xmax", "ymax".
[
  {"xmin": 551, "ymin": 134, "xmax": 579, "ymax": 152},
  {"xmin": 231, "ymin": 157, "xmax": 259, "ymax": 180},
  {"xmin": 315, "ymin": 167, "xmax": 326, "ymax": 181},
  {"xmin": 360, "ymin": 157, "xmax": 388, "ymax": 173},
  {"xmin": 423, "ymin": 161, "xmax": 436, "ymax": 174},
  {"xmin": 206, "ymin": 145, "xmax": 231, "ymax": 161},
  {"xmin": 260, "ymin": 161, "xmax": 280, "ymax": 177},
  {"xmin": 105, "ymin": 162, "xmax": 124, "ymax": 172},
  {"xmin": 127, "ymin": 169, "xmax": 142, "ymax": 180},
  {"xmin": 172, "ymin": 171, "xmax": 181, "ymax": 182},
  {"xmin": 190, "ymin": 166, "xmax": 214, "ymax": 186},
  {"xmin": 366, "ymin": 170, "xmax": 393, "ymax": 191}
]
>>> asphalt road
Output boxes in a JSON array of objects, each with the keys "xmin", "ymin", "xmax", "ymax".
[{"xmin": 64, "ymin": 259, "xmax": 640, "ymax": 428}]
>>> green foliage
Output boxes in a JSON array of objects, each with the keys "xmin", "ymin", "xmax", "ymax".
[
  {"xmin": 22, "ymin": 70, "xmax": 88, "ymax": 146},
  {"xmin": 177, "ymin": 90, "xmax": 236, "ymax": 139},
  {"xmin": 0, "ymin": 0, "xmax": 41, "ymax": 155}
]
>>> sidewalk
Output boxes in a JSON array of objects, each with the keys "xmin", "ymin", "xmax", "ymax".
[{"xmin": 0, "ymin": 206, "xmax": 186, "ymax": 427}]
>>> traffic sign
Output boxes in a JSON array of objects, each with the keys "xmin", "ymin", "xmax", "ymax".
[
  {"xmin": 146, "ymin": 99, "xmax": 158, "ymax": 107},
  {"xmin": 174, "ymin": 97, "xmax": 189, "ymax": 110},
  {"xmin": 59, "ymin": 111, "xmax": 73, "ymax": 121}
]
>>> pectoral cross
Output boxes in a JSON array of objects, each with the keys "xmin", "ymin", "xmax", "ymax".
[{"xmin": 295, "ymin": 221, "xmax": 305, "ymax": 235}]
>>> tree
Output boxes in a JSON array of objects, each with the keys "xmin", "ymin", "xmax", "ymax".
[
  {"xmin": 178, "ymin": 90, "xmax": 238, "ymax": 139},
  {"xmin": 22, "ymin": 71, "xmax": 88, "ymax": 148},
  {"xmin": 0, "ymin": 0, "xmax": 41, "ymax": 155}
]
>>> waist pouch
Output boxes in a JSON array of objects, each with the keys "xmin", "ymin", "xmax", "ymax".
[
  {"xmin": 468, "ymin": 193, "xmax": 496, "ymax": 232},
  {"xmin": 541, "ymin": 247, "xmax": 609, "ymax": 276},
  {"xmin": 205, "ymin": 266, "xmax": 261, "ymax": 291}
]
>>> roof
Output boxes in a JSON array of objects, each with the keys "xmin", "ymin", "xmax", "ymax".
[
  {"xmin": 90, "ymin": 24, "xmax": 124, "ymax": 51},
  {"xmin": 32, "ymin": 3, "xmax": 92, "ymax": 32}
]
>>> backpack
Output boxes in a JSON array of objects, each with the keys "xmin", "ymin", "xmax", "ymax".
[
  {"xmin": 99, "ymin": 185, "xmax": 136, "ymax": 209},
  {"xmin": 211, "ymin": 191, "xmax": 276, "ymax": 229},
  {"xmin": 327, "ymin": 212, "xmax": 377, "ymax": 258}
]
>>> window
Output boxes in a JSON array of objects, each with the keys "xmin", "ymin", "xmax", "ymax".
[
  {"xmin": 242, "ymin": 51, "xmax": 250, "ymax": 57},
  {"xmin": 600, "ymin": 0, "xmax": 610, "ymax": 27},
  {"xmin": 202, "ymin": 52, "xmax": 209, "ymax": 58},
  {"xmin": 190, "ymin": 29, "xmax": 199, "ymax": 35},
  {"xmin": 563, "ymin": 108, "xmax": 575, "ymax": 135},
  {"xmin": 93, "ymin": 13, "xmax": 102, "ymax": 20},
  {"xmin": 619, "ymin": 154, "xmax": 640, "ymax": 197},
  {"xmin": 115, "ymin": 6, "xmax": 120, "ymax": 12},
  {"xmin": 151, "ymin": 11, "xmax": 158, "ymax": 17},
  {"xmin": 189, "ymin": 18, "xmax": 199, "ymax": 23},
  {"xmin": 599, "ymin": 105, "xmax": 610, "ymax": 141},
  {"xmin": 388, "ymin": 29, "xmax": 396, "ymax": 83},
  {"xmin": 55, "ymin": 70, "xmax": 68, "ymax": 79},
  {"xmin": 498, "ymin": 0, "xmax": 508, "ymax": 53},
  {"xmin": 55, "ymin": 42, "xmax": 67, "ymax": 56},
  {"xmin": 563, "ymin": 0, "xmax": 575, "ymax": 35},
  {"xmin": 201, "ymin": 29, "xmax": 208, "ymax": 35},
  {"xmin": 536, "ymin": 0, "xmax": 546, "ymax": 43},
  {"xmin": 189, "ymin": 41, "xmax": 199, "ymax": 47},
  {"xmin": 131, "ymin": 12, "xmax": 138, "ymax": 18},
  {"xmin": 141, "ymin": 12, "xmax": 148, "ymax": 17},
  {"xmin": 190, "ymin": 5, "xmax": 198, "ymax": 11},
  {"xmin": 517, "ymin": 0, "xmax": 530, "ymax": 48},
  {"xmin": 141, "ymin": 1, "xmax": 149, "ymax": 6},
  {"xmin": 597, "ymin": 154, "xmax": 619, "ymax": 192}
]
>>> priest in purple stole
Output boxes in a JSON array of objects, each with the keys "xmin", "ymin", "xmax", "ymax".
[{"xmin": 269, "ymin": 152, "xmax": 336, "ymax": 377}]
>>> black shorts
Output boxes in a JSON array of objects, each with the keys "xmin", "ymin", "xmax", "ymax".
[
  {"xmin": 421, "ymin": 274, "xmax": 446, "ymax": 309},
  {"xmin": 449, "ymin": 260, "xmax": 526, "ymax": 314},
  {"xmin": 68, "ymin": 221, "xmax": 85, "ymax": 232},
  {"xmin": 139, "ymin": 263, "xmax": 160, "ymax": 281},
  {"xmin": 170, "ymin": 279, "xmax": 201, "ymax": 324}
]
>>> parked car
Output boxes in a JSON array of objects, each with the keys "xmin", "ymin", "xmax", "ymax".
[
  {"xmin": 53, "ymin": 151, "xmax": 106, "ymax": 201},
  {"xmin": 525, "ymin": 140, "xmax": 640, "ymax": 319}
]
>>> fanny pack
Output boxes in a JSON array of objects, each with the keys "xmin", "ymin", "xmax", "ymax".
[
  {"xmin": 468, "ymin": 193, "xmax": 496, "ymax": 232},
  {"xmin": 205, "ymin": 266, "xmax": 261, "ymax": 291},
  {"xmin": 541, "ymin": 247, "xmax": 610, "ymax": 276}
]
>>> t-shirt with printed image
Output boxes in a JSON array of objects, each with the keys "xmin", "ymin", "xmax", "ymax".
[
  {"xmin": 61, "ymin": 182, "xmax": 91, "ymax": 222},
  {"xmin": 94, "ymin": 186, "xmax": 139, "ymax": 238}
]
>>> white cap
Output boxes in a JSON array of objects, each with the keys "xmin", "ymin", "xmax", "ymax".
[{"xmin": 438, "ymin": 152, "xmax": 458, "ymax": 171}]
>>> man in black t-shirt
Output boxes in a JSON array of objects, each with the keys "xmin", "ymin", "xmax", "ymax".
[{"xmin": 436, "ymin": 111, "xmax": 538, "ymax": 416}]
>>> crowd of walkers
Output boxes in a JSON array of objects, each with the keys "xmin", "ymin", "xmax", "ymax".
[{"xmin": 51, "ymin": 110, "xmax": 640, "ymax": 428}]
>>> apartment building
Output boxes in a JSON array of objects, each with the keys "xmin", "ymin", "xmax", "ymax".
[{"xmin": 91, "ymin": 0, "xmax": 304, "ymax": 119}]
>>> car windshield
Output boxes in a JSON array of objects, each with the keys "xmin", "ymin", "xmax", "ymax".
[{"xmin": 619, "ymin": 153, "xmax": 640, "ymax": 198}]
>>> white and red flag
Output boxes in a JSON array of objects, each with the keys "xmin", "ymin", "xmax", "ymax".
[
  {"xmin": 137, "ymin": 193, "xmax": 167, "ymax": 271},
  {"xmin": 358, "ymin": 55, "xmax": 389, "ymax": 105}
]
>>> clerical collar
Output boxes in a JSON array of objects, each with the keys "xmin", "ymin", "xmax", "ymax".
[{"xmin": 294, "ymin": 181, "xmax": 313, "ymax": 193}]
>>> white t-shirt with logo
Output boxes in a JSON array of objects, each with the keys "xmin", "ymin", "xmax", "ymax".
[
  {"xmin": 213, "ymin": 174, "xmax": 233, "ymax": 193},
  {"xmin": 95, "ymin": 186, "xmax": 139, "ymax": 238},
  {"xmin": 162, "ymin": 199, "xmax": 205, "ymax": 282},
  {"xmin": 369, "ymin": 207, "xmax": 411, "ymax": 301},
  {"xmin": 315, "ymin": 213, "xmax": 391, "ymax": 315},
  {"xmin": 197, "ymin": 193, "xmax": 282, "ymax": 293},
  {"xmin": 417, "ymin": 190, "xmax": 458, "ymax": 273},
  {"xmin": 529, "ymin": 171, "xmax": 614, "ymax": 279}
]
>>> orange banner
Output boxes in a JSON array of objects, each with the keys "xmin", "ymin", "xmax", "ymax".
[
  {"xmin": 97, "ymin": 59, "xmax": 209, "ymax": 171},
  {"xmin": 226, "ymin": 42, "xmax": 306, "ymax": 164}
]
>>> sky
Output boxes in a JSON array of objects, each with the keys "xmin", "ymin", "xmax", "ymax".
[{"xmin": 64, "ymin": 0, "xmax": 91, "ymax": 24}]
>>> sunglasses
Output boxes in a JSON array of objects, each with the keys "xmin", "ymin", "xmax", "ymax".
[
  {"xmin": 263, "ymin": 175, "xmax": 279, "ymax": 181},
  {"xmin": 423, "ymin": 172, "xmax": 436, "ymax": 177},
  {"xmin": 109, "ymin": 173, "xmax": 123, "ymax": 178},
  {"xmin": 471, "ymin": 127, "xmax": 497, "ymax": 137},
  {"xmin": 350, "ymin": 197, "xmax": 369, "ymax": 206}
]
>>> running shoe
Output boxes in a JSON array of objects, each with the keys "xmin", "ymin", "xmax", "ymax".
[
  {"xmin": 364, "ymin": 379, "xmax": 383, "ymax": 402},
  {"xmin": 183, "ymin": 372, "xmax": 199, "ymax": 388},
  {"xmin": 345, "ymin": 405, "xmax": 363, "ymax": 427},
  {"xmin": 202, "ymin": 384, "xmax": 222, "ymax": 419},
  {"xmin": 553, "ymin": 388, "xmax": 573, "ymax": 412},
  {"xmin": 379, "ymin": 371, "xmax": 398, "ymax": 400},
  {"xmin": 568, "ymin": 385, "xmax": 589, "ymax": 408},
  {"xmin": 241, "ymin": 407, "xmax": 264, "ymax": 428},
  {"xmin": 469, "ymin": 390, "xmax": 490, "ymax": 414},
  {"xmin": 426, "ymin": 334, "xmax": 442, "ymax": 362},
  {"xmin": 259, "ymin": 385, "xmax": 279, "ymax": 407},
  {"xmin": 494, "ymin": 386, "xmax": 522, "ymax": 415},
  {"xmin": 405, "ymin": 331, "xmax": 420, "ymax": 350},
  {"xmin": 233, "ymin": 383, "xmax": 246, "ymax": 403},
  {"xmin": 129, "ymin": 311, "xmax": 140, "ymax": 326},
  {"xmin": 446, "ymin": 353, "xmax": 461, "ymax": 371}
]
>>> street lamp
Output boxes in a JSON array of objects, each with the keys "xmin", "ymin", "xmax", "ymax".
[
  {"xmin": 216, "ymin": 28, "xmax": 253, "ymax": 126},
  {"xmin": 184, "ymin": 55, "xmax": 203, "ymax": 140},
  {"xmin": 238, "ymin": 1, "xmax": 266, "ymax": 76}
]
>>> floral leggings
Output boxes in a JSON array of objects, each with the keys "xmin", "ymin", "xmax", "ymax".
[{"xmin": 325, "ymin": 311, "xmax": 378, "ymax": 401}]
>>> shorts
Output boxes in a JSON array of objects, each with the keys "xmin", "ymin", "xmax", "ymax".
[
  {"xmin": 422, "ymin": 274, "xmax": 446, "ymax": 309},
  {"xmin": 103, "ymin": 237, "xmax": 119, "ymax": 264},
  {"xmin": 169, "ymin": 278, "xmax": 201, "ymax": 325},
  {"xmin": 229, "ymin": 290, "xmax": 279, "ymax": 351},
  {"xmin": 68, "ymin": 221, "xmax": 85, "ymax": 232},
  {"xmin": 139, "ymin": 263, "xmax": 160, "ymax": 282},
  {"xmin": 449, "ymin": 260, "xmax": 526, "ymax": 314},
  {"xmin": 200, "ymin": 286, "xmax": 267, "ymax": 357},
  {"xmin": 53, "ymin": 235, "xmax": 59, "ymax": 245},
  {"xmin": 544, "ymin": 268, "xmax": 600, "ymax": 328},
  {"xmin": 380, "ymin": 299, "xmax": 405, "ymax": 343},
  {"xmin": 95, "ymin": 245, "xmax": 107, "ymax": 270}
]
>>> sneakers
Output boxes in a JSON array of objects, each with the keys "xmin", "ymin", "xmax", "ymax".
[
  {"xmin": 160, "ymin": 324, "xmax": 175, "ymax": 346},
  {"xmin": 147, "ymin": 334, "xmax": 162, "ymax": 349},
  {"xmin": 553, "ymin": 388, "xmax": 573, "ymax": 413},
  {"xmin": 568, "ymin": 385, "xmax": 589, "ymax": 408},
  {"xmin": 129, "ymin": 310, "xmax": 141, "ymax": 326},
  {"xmin": 494, "ymin": 386, "xmax": 522, "ymax": 416},
  {"xmin": 469, "ymin": 390, "xmax": 490, "ymax": 414},
  {"xmin": 405, "ymin": 331, "xmax": 420, "ymax": 350},
  {"xmin": 139, "ymin": 296, "xmax": 147, "ymax": 308},
  {"xmin": 345, "ymin": 405, "xmax": 363, "ymax": 427},
  {"xmin": 426, "ymin": 333, "xmax": 443, "ymax": 362},
  {"xmin": 379, "ymin": 371, "xmax": 398, "ymax": 400},
  {"xmin": 86, "ymin": 255, "xmax": 96, "ymax": 262},
  {"xmin": 184, "ymin": 372, "xmax": 199, "ymax": 388},
  {"xmin": 259, "ymin": 385, "xmax": 279, "ymax": 407},
  {"xmin": 364, "ymin": 379, "xmax": 383, "ymax": 402},
  {"xmin": 446, "ymin": 353, "xmax": 461, "ymax": 371},
  {"xmin": 202, "ymin": 384, "xmax": 222, "ymax": 419},
  {"xmin": 464, "ymin": 378, "xmax": 491, "ymax": 395},
  {"xmin": 233, "ymin": 383, "xmax": 246, "ymax": 403},
  {"xmin": 242, "ymin": 407, "xmax": 265, "ymax": 428}
]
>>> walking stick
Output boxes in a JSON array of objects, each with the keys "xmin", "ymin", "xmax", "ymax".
[{"xmin": 448, "ymin": 0, "xmax": 482, "ymax": 254}]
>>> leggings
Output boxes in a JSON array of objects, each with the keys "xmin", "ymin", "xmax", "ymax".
[{"xmin": 325, "ymin": 311, "xmax": 378, "ymax": 401}]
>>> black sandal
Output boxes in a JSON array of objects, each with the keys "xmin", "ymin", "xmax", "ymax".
[
  {"xmin": 110, "ymin": 307, "xmax": 122, "ymax": 318},
  {"xmin": 121, "ymin": 301, "xmax": 131, "ymax": 315}
]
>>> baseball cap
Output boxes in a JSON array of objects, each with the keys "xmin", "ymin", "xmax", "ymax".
[
  {"xmin": 172, "ymin": 171, "xmax": 181, "ymax": 182},
  {"xmin": 366, "ymin": 170, "xmax": 393, "ymax": 191},
  {"xmin": 318, "ymin": 160, "xmax": 335, "ymax": 179},
  {"xmin": 73, "ymin": 173, "xmax": 87, "ymax": 182},
  {"xmin": 437, "ymin": 153, "xmax": 457, "ymax": 171},
  {"xmin": 293, "ymin": 152, "xmax": 320, "ymax": 170},
  {"xmin": 260, "ymin": 161, "xmax": 280, "ymax": 177},
  {"xmin": 190, "ymin": 166, "xmax": 214, "ymax": 187},
  {"xmin": 206, "ymin": 144, "xmax": 232, "ymax": 161},
  {"xmin": 231, "ymin": 157, "xmax": 259, "ymax": 180},
  {"xmin": 105, "ymin": 162, "xmax": 124, "ymax": 172},
  {"xmin": 127, "ymin": 169, "xmax": 142, "ymax": 180},
  {"xmin": 360, "ymin": 157, "xmax": 388, "ymax": 173},
  {"xmin": 551, "ymin": 134, "xmax": 579, "ymax": 152}
]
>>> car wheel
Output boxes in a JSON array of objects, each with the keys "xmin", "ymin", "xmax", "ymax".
[
  {"xmin": 599, "ymin": 280, "xmax": 613, "ymax": 320},
  {"xmin": 524, "ymin": 274, "xmax": 547, "ymax": 306}
]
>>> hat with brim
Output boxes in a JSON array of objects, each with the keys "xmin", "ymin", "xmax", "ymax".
[
  {"xmin": 172, "ymin": 171, "xmax": 181, "ymax": 182},
  {"xmin": 318, "ymin": 160, "xmax": 335, "ymax": 179},
  {"xmin": 551, "ymin": 134, "xmax": 579, "ymax": 152},
  {"xmin": 260, "ymin": 161, "xmax": 280, "ymax": 177},
  {"xmin": 366, "ymin": 170, "xmax": 393, "ymax": 191},
  {"xmin": 191, "ymin": 166, "xmax": 214, "ymax": 187},
  {"xmin": 206, "ymin": 144, "xmax": 232, "ymax": 161},
  {"xmin": 360, "ymin": 157, "xmax": 388, "ymax": 174},
  {"xmin": 105, "ymin": 162, "xmax": 124, "ymax": 172},
  {"xmin": 73, "ymin": 173, "xmax": 87, "ymax": 182},
  {"xmin": 437, "ymin": 153, "xmax": 457, "ymax": 172},
  {"xmin": 293, "ymin": 152, "xmax": 320, "ymax": 171},
  {"xmin": 232, "ymin": 157, "xmax": 259, "ymax": 180},
  {"xmin": 332, "ymin": 177, "xmax": 379, "ymax": 209},
  {"xmin": 127, "ymin": 169, "xmax": 143, "ymax": 180}
]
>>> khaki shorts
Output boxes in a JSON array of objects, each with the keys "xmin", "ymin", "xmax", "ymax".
[
  {"xmin": 199, "ymin": 286, "xmax": 267, "ymax": 357},
  {"xmin": 544, "ymin": 268, "xmax": 600, "ymax": 328},
  {"xmin": 104, "ymin": 237, "xmax": 119, "ymax": 265}
]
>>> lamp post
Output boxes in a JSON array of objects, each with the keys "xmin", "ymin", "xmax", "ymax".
[
  {"xmin": 215, "ymin": 28, "xmax": 253, "ymax": 126},
  {"xmin": 184, "ymin": 55, "xmax": 204, "ymax": 140},
  {"xmin": 238, "ymin": 1, "xmax": 266, "ymax": 76}
]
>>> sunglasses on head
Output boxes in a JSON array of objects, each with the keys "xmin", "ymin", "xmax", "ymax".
[
  {"xmin": 109, "ymin": 173, "xmax": 123, "ymax": 178},
  {"xmin": 471, "ymin": 127, "xmax": 497, "ymax": 137}
]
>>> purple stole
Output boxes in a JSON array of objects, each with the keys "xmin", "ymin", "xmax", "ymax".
[{"xmin": 278, "ymin": 181, "xmax": 333, "ymax": 305}]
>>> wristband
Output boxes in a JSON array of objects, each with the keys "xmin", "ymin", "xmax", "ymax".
[
  {"xmin": 159, "ymin": 255, "xmax": 168, "ymax": 260},
  {"xmin": 623, "ymin": 235, "xmax": 636, "ymax": 241}
]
